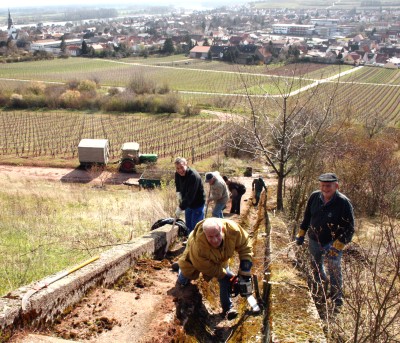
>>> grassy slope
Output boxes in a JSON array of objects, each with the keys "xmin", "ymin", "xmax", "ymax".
[
  {"xmin": 0, "ymin": 175, "xmax": 174, "ymax": 296},
  {"xmin": 0, "ymin": 155, "xmax": 255, "ymax": 296}
]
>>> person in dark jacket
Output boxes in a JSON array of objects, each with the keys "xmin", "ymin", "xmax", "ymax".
[
  {"xmin": 252, "ymin": 176, "xmax": 267, "ymax": 207},
  {"xmin": 175, "ymin": 157, "xmax": 206, "ymax": 234},
  {"xmin": 296, "ymin": 173, "xmax": 355, "ymax": 312},
  {"xmin": 223, "ymin": 176, "xmax": 246, "ymax": 215}
]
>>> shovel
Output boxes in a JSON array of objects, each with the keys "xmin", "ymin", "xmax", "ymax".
[{"xmin": 22, "ymin": 255, "xmax": 99, "ymax": 311}]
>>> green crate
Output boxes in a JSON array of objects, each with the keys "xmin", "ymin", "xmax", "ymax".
[{"xmin": 138, "ymin": 170, "xmax": 174, "ymax": 189}]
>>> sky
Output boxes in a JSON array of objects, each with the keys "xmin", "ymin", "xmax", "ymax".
[{"xmin": 2, "ymin": 0, "xmax": 243, "ymax": 10}]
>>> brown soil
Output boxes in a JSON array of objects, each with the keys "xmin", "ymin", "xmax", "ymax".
[
  {"xmin": 49, "ymin": 258, "xmax": 186, "ymax": 343},
  {"xmin": 0, "ymin": 164, "xmax": 140, "ymax": 185},
  {"xmin": 7, "ymin": 166, "xmax": 275, "ymax": 343}
]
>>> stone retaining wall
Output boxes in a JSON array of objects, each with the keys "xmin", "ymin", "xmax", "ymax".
[{"xmin": 0, "ymin": 225, "xmax": 178, "ymax": 339}]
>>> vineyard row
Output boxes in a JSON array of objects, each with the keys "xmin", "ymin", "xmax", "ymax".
[{"xmin": 0, "ymin": 112, "xmax": 230, "ymax": 163}]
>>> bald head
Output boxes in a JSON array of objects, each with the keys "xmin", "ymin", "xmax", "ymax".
[{"xmin": 203, "ymin": 218, "xmax": 223, "ymax": 248}]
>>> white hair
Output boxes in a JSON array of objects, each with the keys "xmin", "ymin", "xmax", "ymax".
[
  {"xmin": 174, "ymin": 157, "xmax": 187, "ymax": 165},
  {"xmin": 203, "ymin": 218, "xmax": 222, "ymax": 233}
]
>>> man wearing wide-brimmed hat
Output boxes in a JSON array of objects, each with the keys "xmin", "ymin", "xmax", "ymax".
[{"xmin": 296, "ymin": 172, "xmax": 355, "ymax": 313}]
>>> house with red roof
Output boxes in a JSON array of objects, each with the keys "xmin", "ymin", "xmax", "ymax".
[{"xmin": 189, "ymin": 45, "xmax": 210, "ymax": 59}]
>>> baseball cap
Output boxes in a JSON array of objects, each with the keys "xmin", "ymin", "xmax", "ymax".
[
  {"xmin": 205, "ymin": 172, "xmax": 214, "ymax": 183},
  {"xmin": 318, "ymin": 173, "xmax": 338, "ymax": 182}
]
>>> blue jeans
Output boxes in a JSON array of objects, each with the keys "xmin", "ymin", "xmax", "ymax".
[
  {"xmin": 308, "ymin": 238, "xmax": 343, "ymax": 303},
  {"xmin": 212, "ymin": 202, "xmax": 226, "ymax": 218},
  {"xmin": 185, "ymin": 205, "xmax": 205, "ymax": 234},
  {"xmin": 178, "ymin": 267, "xmax": 234, "ymax": 312},
  {"xmin": 219, "ymin": 268, "xmax": 234, "ymax": 312},
  {"xmin": 177, "ymin": 270, "xmax": 189, "ymax": 286},
  {"xmin": 254, "ymin": 191, "xmax": 262, "ymax": 206}
]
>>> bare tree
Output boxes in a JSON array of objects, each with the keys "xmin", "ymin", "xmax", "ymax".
[
  {"xmin": 331, "ymin": 219, "xmax": 400, "ymax": 342},
  {"xmin": 225, "ymin": 64, "xmax": 350, "ymax": 210}
]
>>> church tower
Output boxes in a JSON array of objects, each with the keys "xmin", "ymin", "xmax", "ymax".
[{"xmin": 8, "ymin": 9, "xmax": 18, "ymax": 40}]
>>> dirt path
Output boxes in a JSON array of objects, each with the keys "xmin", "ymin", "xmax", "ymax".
[
  {"xmin": 6, "ymin": 167, "xmax": 274, "ymax": 343},
  {"xmin": 0, "ymin": 164, "xmax": 140, "ymax": 185}
]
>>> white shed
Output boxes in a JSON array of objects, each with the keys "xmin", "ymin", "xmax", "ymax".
[{"xmin": 78, "ymin": 139, "xmax": 109, "ymax": 164}]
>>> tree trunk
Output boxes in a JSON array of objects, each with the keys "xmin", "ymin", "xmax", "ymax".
[{"xmin": 277, "ymin": 172, "xmax": 284, "ymax": 211}]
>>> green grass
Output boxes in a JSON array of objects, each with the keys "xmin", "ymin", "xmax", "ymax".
[
  {"xmin": 340, "ymin": 67, "xmax": 400, "ymax": 85},
  {"xmin": 0, "ymin": 57, "xmax": 355, "ymax": 95},
  {"xmin": 0, "ymin": 174, "xmax": 175, "ymax": 296}
]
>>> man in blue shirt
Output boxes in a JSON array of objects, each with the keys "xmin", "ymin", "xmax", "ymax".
[{"xmin": 296, "ymin": 173, "xmax": 355, "ymax": 312}]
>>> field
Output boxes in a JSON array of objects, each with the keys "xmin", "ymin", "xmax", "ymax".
[
  {"xmin": 0, "ymin": 111, "xmax": 229, "ymax": 166},
  {"xmin": 1, "ymin": 57, "xmax": 399, "ymax": 124},
  {"xmin": 0, "ymin": 57, "xmax": 349, "ymax": 94},
  {"xmin": 0, "ymin": 57, "xmax": 399, "ymax": 167},
  {"xmin": 339, "ymin": 66, "xmax": 400, "ymax": 85}
]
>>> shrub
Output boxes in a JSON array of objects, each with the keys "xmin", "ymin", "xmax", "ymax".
[
  {"xmin": 78, "ymin": 80, "xmax": 98, "ymax": 92},
  {"xmin": 158, "ymin": 93, "xmax": 181, "ymax": 113},
  {"xmin": 0, "ymin": 92, "xmax": 7, "ymax": 107},
  {"xmin": 44, "ymin": 85, "xmax": 65, "ymax": 109},
  {"xmin": 59, "ymin": 90, "xmax": 81, "ymax": 109},
  {"xmin": 24, "ymin": 94, "xmax": 48, "ymax": 108},
  {"xmin": 143, "ymin": 95, "xmax": 160, "ymax": 113},
  {"xmin": 108, "ymin": 87, "xmax": 120, "ymax": 96},
  {"xmin": 332, "ymin": 130, "xmax": 400, "ymax": 217},
  {"xmin": 156, "ymin": 82, "xmax": 170, "ymax": 94},
  {"xmin": 128, "ymin": 74, "xmax": 156, "ymax": 95},
  {"xmin": 10, "ymin": 93, "xmax": 26, "ymax": 108},
  {"xmin": 79, "ymin": 96, "xmax": 101, "ymax": 111},
  {"xmin": 101, "ymin": 91, "xmax": 140, "ymax": 112},
  {"xmin": 27, "ymin": 82, "xmax": 46, "ymax": 95},
  {"xmin": 101, "ymin": 96, "xmax": 125, "ymax": 112},
  {"xmin": 67, "ymin": 79, "xmax": 80, "ymax": 90},
  {"xmin": 182, "ymin": 103, "xmax": 201, "ymax": 116}
]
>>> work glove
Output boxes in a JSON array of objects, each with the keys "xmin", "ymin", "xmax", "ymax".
[
  {"xmin": 295, "ymin": 229, "xmax": 306, "ymax": 246},
  {"xmin": 175, "ymin": 207, "xmax": 184, "ymax": 218},
  {"xmin": 327, "ymin": 240, "xmax": 345, "ymax": 259},
  {"xmin": 176, "ymin": 192, "xmax": 182, "ymax": 203},
  {"xmin": 238, "ymin": 260, "xmax": 252, "ymax": 277}
]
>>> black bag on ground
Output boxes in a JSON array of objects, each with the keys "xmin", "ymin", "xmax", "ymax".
[{"xmin": 150, "ymin": 218, "xmax": 188, "ymax": 237}]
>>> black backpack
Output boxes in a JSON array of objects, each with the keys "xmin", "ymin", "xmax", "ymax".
[{"xmin": 150, "ymin": 217, "xmax": 189, "ymax": 237}]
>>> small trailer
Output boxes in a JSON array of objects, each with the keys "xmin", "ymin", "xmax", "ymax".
[
  {"xmin": 138, "ymin": 170, "xmax": 175, "ymax": 189},
  {"xmin": 78, "ymin": 139, "xmax": 109, "ymax": 168},
  {"xmin": 77, "ymin": 139, "xmax": 157, "ymax": 172}
]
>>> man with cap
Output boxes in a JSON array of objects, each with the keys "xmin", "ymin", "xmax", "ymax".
[
  {"xmin": 205, "ymin": 171, "xmax": 229, "ymax": 218},
  {"xmin": 296, "ymin": 172, "xmax": 355, "ymax": 312}
]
